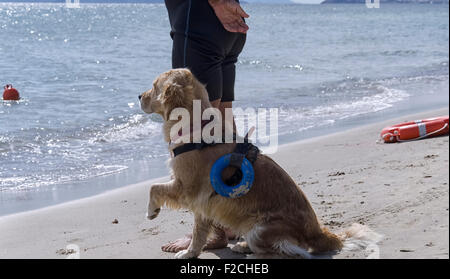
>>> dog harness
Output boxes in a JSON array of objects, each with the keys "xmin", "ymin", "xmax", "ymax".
[{"xmin": 171, "ymin": 131, "xmax": 259, "ymax": 198}]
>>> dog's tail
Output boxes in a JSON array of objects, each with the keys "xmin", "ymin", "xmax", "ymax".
[
  {"xmin": 272, "ymin": 226, "xmax": 343, "ymax": 258},
  {"xmin": 307, "ymin": 223, "xmax": 383, "ymax": 258},
  {"xmin": 269, "ymin": 223, "xmax": 381, "ymax": 259},
  {"xmin": 308, "ymin": 227, "xmax": 344, "ymax": 253},
  {"xmin": 338, "ymin": 223, "xmax": 384, "ymax": 259}
]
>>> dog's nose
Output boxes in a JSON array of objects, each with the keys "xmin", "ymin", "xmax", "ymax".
[{"xmin": 138, "ymin": 94, "xmax": 142, "ymax": 100}]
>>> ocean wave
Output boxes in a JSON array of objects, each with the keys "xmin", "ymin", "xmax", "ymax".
[
  {"xmin": 277, "ymin": 85, "xmax": 410, "ymax": 135},
  {"xmin": 342, "ymin": 49, "xmax": 419, "ymax": 59},
  {"xmin": 0, "ymin": 164, "xmax": 128, "ymax": 192},
  {"xmin": 1, "ymin": 98, "xmax": 28, "ymax": 106},
  {"xmin": 404, "ymin": 74, "xmax": 449, "ymax": 83},
  {"xmin": 311, "ymin": 86, "xmax": 410, "ymax": 119},
  {"xmin": 87, "ymin": 114, "xmax": 161, "ymax": 144},
  {"xmin": 0, "ymin": 112, "xmax": 162, "ymax": 192},
  {"xmin": 237, "ymin": 59, "xmax": 272, "ymax": 69}
]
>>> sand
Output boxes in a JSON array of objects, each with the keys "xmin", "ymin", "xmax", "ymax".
[{"xmin": 0, "ymin": 108, "xmax": 448, "ymax": 259}]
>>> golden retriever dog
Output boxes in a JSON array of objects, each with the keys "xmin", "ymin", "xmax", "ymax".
[{"xmin": 139, "ymin": 68, "xmax": 345, "ymax": 259}]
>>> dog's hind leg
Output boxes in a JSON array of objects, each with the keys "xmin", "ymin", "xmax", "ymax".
[
  {"xmin": 245, "ymin": 225, "xmax": 312, "ymax": 259},
  {"xmin": 147, "ymin": 179, "xmax": 182, "ymax": 220},
  {"xmin": 231, "ymin": 241, "xmax": 252, "ymax": 254},
  {"xmin": 175, "ymin": 214, "xmax": 212, "ymax": 259}
]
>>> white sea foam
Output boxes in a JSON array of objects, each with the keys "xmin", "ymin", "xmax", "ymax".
[
  {"xmin": 277, "ymin": 86, "xmax": 410, "ymax": 136},
  {"xmin": 88, "ymin": 114, "xmax": 161, "ymax": 144},
  {"xmin": 311, "ymin": 86, "xmax": 410, "ymax": 120},
  {"xmin": 1, "ymin": 164, "xmax": 129, "ymax": 192}
]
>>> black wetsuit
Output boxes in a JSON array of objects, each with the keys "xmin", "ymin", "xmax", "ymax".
[{"xmin": 164, "ymin": 0, "xmax": 246, "ymax": 102}]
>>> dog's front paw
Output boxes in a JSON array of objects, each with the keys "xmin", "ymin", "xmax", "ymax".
[
  {"xmin": 146, "ymin": 207, "xmax": 160, "ymax": 220},
  {"xmin": 175, "ymin": 249, "xmax": 199, "ymax": 259}
]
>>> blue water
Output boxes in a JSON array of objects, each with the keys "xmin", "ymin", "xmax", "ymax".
[{"xmin": 0, "ymin": 3, "xmax": 448, "ymax": 215}]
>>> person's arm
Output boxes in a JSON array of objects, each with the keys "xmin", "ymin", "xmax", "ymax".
[{"xmin": 208, "ymin": 0, "xmax": 249, "ymax": 34}]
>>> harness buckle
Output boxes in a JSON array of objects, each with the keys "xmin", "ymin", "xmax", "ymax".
[{"xmin": 229, "ymin": 152, "xmax": 245, "ymax": 169}]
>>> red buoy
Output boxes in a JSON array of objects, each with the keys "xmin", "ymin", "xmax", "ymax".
[{"xmin": 3, "ymin": 84, "xmax": 20, "ymax": 101}]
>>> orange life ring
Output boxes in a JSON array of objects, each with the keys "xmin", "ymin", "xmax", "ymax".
[{"xmin": 381, "ymin": 116, "xmax": 449, "ymax": 143}]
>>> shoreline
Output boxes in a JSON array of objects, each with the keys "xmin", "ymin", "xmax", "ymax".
[
  {"xmin": 1, "ymin": 105, "xmax": 448, "ymax": 217},
  {"xmin": 0, "ymin": 107, "xmax": 448, "ymax": 259}
]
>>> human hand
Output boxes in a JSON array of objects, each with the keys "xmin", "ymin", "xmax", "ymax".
[{"xmin": 208, "ymin": 0, "xmax": 249, "ymax": 34}]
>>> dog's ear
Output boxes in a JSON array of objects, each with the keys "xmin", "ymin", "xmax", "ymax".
[{"xmin": 161, "ymin": 69, "xmax": 194, "ymax": 119}]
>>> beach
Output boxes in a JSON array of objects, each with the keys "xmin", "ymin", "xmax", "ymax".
[{"xmin": 0, "ymin": 107, "xmax": 448, "ymax": 259}]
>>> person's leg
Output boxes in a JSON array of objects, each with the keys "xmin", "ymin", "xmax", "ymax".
[
  {"xmin": 220, "ymin": 31, "xmax": 245, "ymax": 133},
  {"xmin": 212, "ymin": 99, "xmax": 235, "ymax": 133},
  {"xmin": 210, "ymin": 99, "xmax": 222, "ymax": 109},
  {"xmin": 219, "ymin": 101, "xmax": 236, "ymax": 137},
  {"xmin": 219, "ymin": 59, "xmax": 236, "ymax": 134},
  {"xmin": 172, "ymin": 34, "xmax": 224, "ymax": 102},
  {"xmin": 162, "ymin": 227, "xmax": 236, "ymax": 253}
]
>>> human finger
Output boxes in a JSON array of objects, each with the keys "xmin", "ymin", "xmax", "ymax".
[{"xmin": 236, "ymin": 5, "xmax": 249, "ymax": 18}]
